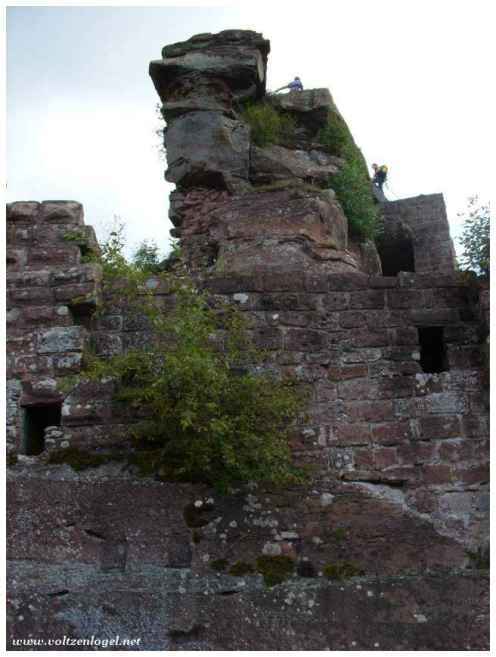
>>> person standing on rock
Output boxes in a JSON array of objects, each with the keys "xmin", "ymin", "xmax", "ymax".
[
  {"xmin": 372, "ymin": 163, "xmax": 388, "ymax": 191},
  {"xmin": 274, "ymin": 76, "xmax": 303, "ymax": 93}
]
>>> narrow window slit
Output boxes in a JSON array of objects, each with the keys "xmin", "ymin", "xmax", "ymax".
[
  {"xmin": 418, "ymin": 327, "xmax": 448, "ymax": 373},
  {"xmin": 22, "ymin": 403, "xmax": 62, "ymax": 455}
]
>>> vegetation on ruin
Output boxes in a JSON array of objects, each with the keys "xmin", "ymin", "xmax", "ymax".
[
  {"xmin": 210, "ymin": 558, "xmax": 228, "ymax": 572},
  {"xmin": 85, "ymin": 228, "xmax": 306, "ymax": 493},
  {"xmin": 466, "ymin": 546, "xmax": 490, "ymax": 570},
  {"xmin": 457, "ymin": 196, "xmax": 490, "ymax": 279},
  {"xmin": 255, "ymin": 555, "xmax": 295, "ymax": 587},
  {"xmin": 47, "ymin": 446, "xmax": 123, "ymax": 471},
  {"xmin": 242, "ymin": 100, "xmax": 381, "ymax": 241},
  {"xmin": 63, "ymin": 228, "xmax": 101, "ymax": 264},
  {"xmin": 332, "ymin": 527, "xmax": 347, "ymax": 542},
  {"xmin": 323, "ymin": 560, "xmax": 365, "ymax": 580},
  {"xmin": 229, "ymin": 561, "xmax": 255, "ymax": 576},
  {"xmin": 316, "ymin": 111, "xmax": 381, "ymax": 241},
  {"xmin": 240, "ymin": 101, "xmax": 296, "ymax": 148},
  {"xmin": 316, "ymin": 111, "xmax": 352, "ymax": 159},
  {"xmin": 132, "ymin": 239, "xmax": 163, "ymax": 274}
]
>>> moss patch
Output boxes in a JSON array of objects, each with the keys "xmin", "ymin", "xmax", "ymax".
[
  {"xmin": 323, "ymin": 560, "xmax": 364, "ymax": 580},
  {"xmin": 229, "ymin": 561, "xmax": 254, "ymax": 576},
  {"xmin": 333, "ymin": 527, "xmax": 347, "ymax": 542},
  {"xmin": 56, "ymin": 375, "xmax": 81, "ymax": 395},
  {"xmin": 47, "ymin": 447, "xmax": 122, "ymax": 471},
  {"xmin": 210, "ymin": 558, "xmax": 228, "ymax": 572},
  {"xmin": 7, "ymin": 451, "xmax": 18, "ymax": 467},
  {"xmin": 256, "ymin": 555, "xmax": 295, "ymax": 587},
  {"xmin": 466, "ymin": 546, "xmax": 489, "ymax": 570}
]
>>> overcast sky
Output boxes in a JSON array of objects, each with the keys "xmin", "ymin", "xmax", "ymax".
[{"xmin": 6, "ymin": 1, "xmax": 493, "ymax": 258}]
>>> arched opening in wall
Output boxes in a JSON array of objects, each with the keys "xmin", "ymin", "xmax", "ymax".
[
  {"xmin": 377, "ymin": 235, "xmax": 415, "ymax": 277},
  {"xmin": 418, "ymin": 327, "xmax": 448, "ymax": 373},
  {"xmin": 22, "ymin": 403, "xmax": 62, "ymax": 455}
]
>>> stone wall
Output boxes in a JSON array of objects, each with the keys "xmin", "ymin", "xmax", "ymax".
[
  {"xmin": 6, "ymin": 29, "xmax": 489, "ymax": 650},
  {"xmin": 380, "ymin": 194, "xmax": 457, "ymax": 275}
]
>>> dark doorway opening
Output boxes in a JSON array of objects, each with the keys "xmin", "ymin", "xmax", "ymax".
[
  {"xmin": 378, "ymin": 236, "xmax": 415, "ymax": 277},
  {"xmin": 69, "ymin": 302, "xmax": 94, "ymax": 329},
  {"xmin": 22, "ymin": 403, "xmax": 62, "ymax": 455},
  {"xmin": 418, "ymin": 327, "xmax": 448, "ymax": 373}
]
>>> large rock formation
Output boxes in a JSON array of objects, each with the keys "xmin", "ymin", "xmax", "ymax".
[
  {"xmin": 151, "ymin": 31, "xmax": 376, "ymax": 275},
  {"xmin": 6, "ymin": 30, "xmax": 489, "ymax": 650}
]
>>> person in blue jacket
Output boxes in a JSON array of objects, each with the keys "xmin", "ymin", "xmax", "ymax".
[{"xmin": 274, "ymin": 76, "xmax": 303, "ymax": 93}]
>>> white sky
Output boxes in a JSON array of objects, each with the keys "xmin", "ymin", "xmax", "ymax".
[{"xmin": 4, "ymin": 1, "xmax": 494, "ymax": 257}]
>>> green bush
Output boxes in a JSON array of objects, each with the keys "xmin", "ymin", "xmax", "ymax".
[
  {"xmin": 457, "ymin": 196, "xmax": 490, "ymax": 278},
  {"xmin": 132, "ymin": 239, "xmax": 163, "ymax": 274},
  {"xmin": 87, "ymin": 271, "xmax": 305, "ymax": 493},
  {"xmin": 331, "ymin": 145, "xmax": 380, "ymax": 241},
  {"xmin": 241, "ymin": 102, "xmax": 296, "ymax": 148},
  {"xmin": 316, "ymin": 111, "xmax": 380, "ymax": 241},
  {"xmin": 316, "ymin": 111, "xmax": 352, "ymax": 158}
]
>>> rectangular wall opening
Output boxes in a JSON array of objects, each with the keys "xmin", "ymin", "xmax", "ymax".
[
  {"xmin": 22, "ymin": 403, "xmax": 62, "ymax": 455},
  {"xmin": 418, "ymin": 327, "xmax": 448, "ymax": 373}
]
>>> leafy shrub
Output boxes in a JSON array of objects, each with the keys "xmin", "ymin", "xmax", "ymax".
[
  {"xmin": 104, "ymin": 289, "xmax": 302, "ymax": 490},
  {"xmin": 458, "ymin": 196, "xmax": 490, "ymax": 278},
  {"xmin": 87, "ymin": 251, "xmax": 305, "ymax": 492},
  {"xmin": 241, "ymin": 102, "xmax": 296, "ymax": 148},
  {"xmin": 316, "ymin": 111, "xmax": 352, "ymax": 158},
  {"xmin": 331, "ymin": 145, "xmax": 381, "ymax": 241},
  {"xmin": 316, "ymin": 111, "xmax": 380, "ymax": 241},
  {"xmin": 132, "ymin": 239, "xmax": 163, "ymax": 274}
]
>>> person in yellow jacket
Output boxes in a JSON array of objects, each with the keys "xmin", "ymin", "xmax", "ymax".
[{"xmin": 372, "ymin": 163, "xmax": 388, "ymax": 191}]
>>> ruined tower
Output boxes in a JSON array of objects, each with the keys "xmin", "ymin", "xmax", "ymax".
[{"xmin": 6, "ymin": 30, "xmax": 489, "ymax": 650}]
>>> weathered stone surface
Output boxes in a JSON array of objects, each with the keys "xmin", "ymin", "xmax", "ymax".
[
  {"xmin": 250, "ymin": 144, "xmax": 342, "ymax": 185},
  {"xmin": 160, "ymin": 76, "xmax": 234, "ymax": 119},
  {"xmin": 6, "ymin": 560, "xmax": 489, "ymax": 650},
  {"xmin": 380, "ymin": 194, "xmax": 457, "ymax": 275},
  {"xmin": 178, "ymin": 188, "xmax": 355, "ymax": 274},
  {"xmin": 40, "ymin": 201, "xmax": 84, "ymax": 225},
  {"xmin": 150, "ymin": 29, "xmax": 270, "ymax": 104},
  {"xmin": 269, "ymin": 87, "xmax": 335, "ymax": 133},
  {"xmin": 7, "ymin": 201, "xmax": 40, "ymax": 222},
  {"xmin": 164, "ymin": 111, "xmax": 250, "ymax": 191},
  {"xmin": 38, "ymin": 326, "xmax": 86, "ymax": 354}
]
